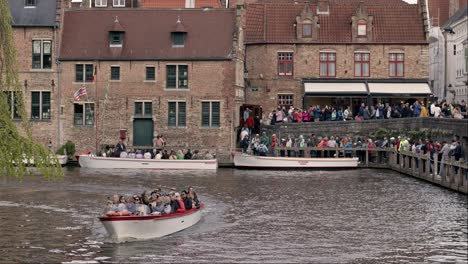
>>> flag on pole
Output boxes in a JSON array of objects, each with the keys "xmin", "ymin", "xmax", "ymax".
[{"xmin": 74, "ymin": 86, "xmax": 87, "ymax": 101}]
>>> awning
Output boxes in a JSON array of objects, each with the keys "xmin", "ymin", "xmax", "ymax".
[
  {"xmin": 304, "ymin": 82, "xmax": 367, "ymax": 96},
  {"xmin": 368, "ymin": 83, "xmax": 432, "ymax": 96}
]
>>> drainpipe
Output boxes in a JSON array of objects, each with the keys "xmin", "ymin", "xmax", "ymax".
[
  {"xmin": 54, "ymin": 24, "xmax": 62, "ymax": 149},
  {"xmin": 443, "ymin": 27, "xmax": 455, "ymax": 101}
]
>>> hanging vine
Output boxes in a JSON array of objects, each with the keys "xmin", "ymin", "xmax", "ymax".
[{"xmin": 0, "ymin": 0, "xmax": 62, "ymax": 180}]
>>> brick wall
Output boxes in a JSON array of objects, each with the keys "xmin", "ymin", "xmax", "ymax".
[
  {"xmin": 59, "ymin": 60, "xmax": 238, "ymax": 154},
  {"xmin": 245, "ymin": 43, "xmax": 430, "ymax": 111},
  {"xmin": 11, "ymin": 27, "xmax": 60, "ymax": 150}
]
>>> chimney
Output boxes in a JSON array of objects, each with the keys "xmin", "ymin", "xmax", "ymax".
[{"xmin": 317, "ymin": 0, "xmax": 329, "ymax": 15}]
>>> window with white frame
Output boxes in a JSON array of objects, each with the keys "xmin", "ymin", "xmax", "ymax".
[
  {"xmin": 110, "ymin": 66, "xmax": 120, "ymax": 80},
  {"xmin": 25, "ymin": 0, "xmax": 36, "ymax": 7},
  {"xmin": 134, "ymin": 101, "xmax": 152, "ymax": 117},
  {"xmin": 145, "ymin": 66, "xmax": 156, "ymax": 81},
  {"xmin": 32, "ymin": 40, "xmax": 52, "ymax": 69},
  {"xmin": 168, "ymin": 101, "xmax": 186, "ymax": 127},
  {"xmin": 354, "ymin": 52, "xmax": 370, "ymax": 77},
  {"xmin": 319, "ymin": 52, "xmax": 336, "ymax": 77},
  {"xmin": 113, "ymin": 0, "xmax": 125, "ymax": 7},
  {"xmin": 75, "ymin": 64, "xmax": 94, "ymax": 82},
  {"xmin": 74, "ymin": 103, "xmax": 95, "ymax": 126},
  {"xmin": 95, "ymin": 0, "xmax": 107, "ymax": 7},
  {"xmin": 389, "ymin": 53, "xmax": 404, "ymax": 77},
  {"xmin": 278, "ymin": 94, "xmax": 293, "ymax": 108},
  {"xmin": 201, "ymin": 101, "xmax": 220, "ymax": 128},
  {"xmin": 2, "ymin": 91, "xmax": 20, "ymax": 119},
  {"xmin": 31, "ymin": 91, "xmax": 51, "ymax": 120}
]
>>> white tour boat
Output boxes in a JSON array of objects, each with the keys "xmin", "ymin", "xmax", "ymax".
[
  {"xmin": 99, "ymin": 205, "xmax": 204, "ymax": 240},
  {"xmin": 79, "ymin": 155, "xmax": 217, "ymax": 170},
  {"xmin": 22, "ymin": 154, "xmax": 68, "ymax": 166},
  {"xmin": 232, "ymin": 152, "xmax": 359, "ymax": 168}
]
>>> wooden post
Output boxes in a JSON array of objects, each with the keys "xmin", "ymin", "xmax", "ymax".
[
  {"xmin": 365, "ymin": 149, "xmax": 369, "ymax": 166},
  {"xmin": 434, "ymin": 153, "xmax": 438, "ymax": 180}
]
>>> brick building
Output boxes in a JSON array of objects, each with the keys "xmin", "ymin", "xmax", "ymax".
[
  {"xmin": 58, "ymin": 8, "xmax": 244, "ymax": 154},
  {"xmin": 243, "ymin": 0, "xmax": 431, "ymax": 117},
  {"xmin": 7, "ymin": 0, "xmax": 62, "ymax": 150}
]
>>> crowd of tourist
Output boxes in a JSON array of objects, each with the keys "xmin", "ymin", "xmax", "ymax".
[
  {"xmin": 262, "ymin": 99, "xmax": 467, "ymax": 125},
  {"xmin": 100, "ymin": 137, "xmax": 215, "ymax": 160},
  {"xmin": 105, "ymin": 186, "xmax": 201, "ymax": 216}
]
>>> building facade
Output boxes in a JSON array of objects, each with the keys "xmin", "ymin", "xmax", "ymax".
[
  {"xmin": 58, "ymin": 8, "xmax": 244, "ymax": 154},
  {"xmin": 7, "ymin": 0, "xmax": 62, "ymax": 150},
  {"xmin": 243, "ymin": 0, "xmax": 431, "ymax": 118},
  {"xmin": 443, "ymin": 7, "xmax": 468, "ymax": 103}
]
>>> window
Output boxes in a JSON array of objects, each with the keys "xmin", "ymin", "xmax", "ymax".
[
  {"xmin": 110, "ymin": 66, "xmax": 120, "ymax": 80},
  {"xmin": 278, "ymin": 52, "xmax": 293, "ymax": 77},
  {"xmin": 166, "ymin": 65, "xmax": 188, "ymax": 89},
  {"xmin": 278, "ymin": 94, "xmax": 293, "ymax": 108},
  {"xmin": 464, "ymin": 46, "xmax": 468, "ymax": 74},
  {"xmin": 319, "ymin": 52, "xmax": 336, "ymax": 77},
  {"xmin": 354, "ymin": 53, "xmax": 370, "ymax": 77},
  {"xmin": 454, "ymin": 44, "xmax": 456, "ymax": 56},
  {"xmin": 134, "ymin": 101, "xmax": 152, "ymax": 116},
  {"xmin": 113, "ymin": 0, "xmax": 125, "ymax": 7},
  {"xmin": 25, "ymin": 0, "xmax": 36, "ymax": 7},
  {"xmin": 201, "ymin": 101, "xmax": 220, "ymax": 128},
  {"xmin": 357, "ymin": 23, "xmax": 367, "ymax": 36},
  {"xmin": 302, "ymin": 24, "xmax": 312, "ymax": 38},
  {"xmin": 2, "ymin": 91, "xmax": 20, "ymax": 119},
  {"xmin": 172, "ymin": 32, "xmax": 186, "ymax": 47},
  {"xmin": 145, "ymin": 66, "xmax": 155, "ymax": 81},
  {"xmin": 168, "ymin": 102, "xmax": 186, "ymax": 127},
  {"xmin": 95, "ymin": 0, "xmax": 107, "ymax": 6},
  {"xmin": 75, "ymin": 64, "xmax": 94, "ymax": 82},
  {"xmin": 32, "ymin": 40, "xmax": 52, "ymax": 69},
  {"xmin": 109, "ymin": 32, "xmax": 123, "ymax": 46},
  {"xmin": 74, "ymin": 103, "xmax": 95, "ymax": 126},
  {"xmin": 31, "ymin": 91, "xmax": 51, "ymax": 120},
  {"xmin": 389, "ymin": 53, "xmax": 404, "ymax": 77}
]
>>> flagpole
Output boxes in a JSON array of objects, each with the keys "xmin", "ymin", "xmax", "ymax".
[{"xmin": 94, "ymin": 64, "xmax": 98, "ymax": 154}]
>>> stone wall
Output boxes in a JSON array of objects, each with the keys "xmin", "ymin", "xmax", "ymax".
[{"xmin": 262, "ymin": 118, "xmax": 468, "ymax": 158}]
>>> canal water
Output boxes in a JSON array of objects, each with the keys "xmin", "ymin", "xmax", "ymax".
[{"xmin": 0, "ymin": 168, "xmax": 466, "ymax": 263}]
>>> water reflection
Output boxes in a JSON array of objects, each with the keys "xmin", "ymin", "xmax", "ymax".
[{"xmin": 0, "ymin": 168, "xmax": 466, "ymax": 263}]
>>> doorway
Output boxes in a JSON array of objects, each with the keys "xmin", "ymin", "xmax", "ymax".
[{"xmin": 133, "ymin": 119, "xmax": 153, "ymax": 147}]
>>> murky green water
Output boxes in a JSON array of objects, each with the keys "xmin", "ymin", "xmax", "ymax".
[{"xmin": 0, "ymin": 168, "xmax": 466, "ymax": 263}]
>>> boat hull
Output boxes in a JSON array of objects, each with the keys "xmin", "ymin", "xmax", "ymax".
[
  {"xmin": 22, "ymin": 154, "xmax": 68, "ymax": 166},
  {"xmin": 79, "ymin": 155, "xmax": 217, "ymax": 170},
  {"xmin": 99, "ymin": 207, "xmax": 203, "ymax": 240},
  {"xmin": 233, "ymin": 153, "xmax": 359, "ymax": 168}
]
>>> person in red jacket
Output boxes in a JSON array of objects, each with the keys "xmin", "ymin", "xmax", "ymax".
[
  {"xmin": 175, "ymin": 193, "xmax": 186, "ymax": 213},
  {"xmin": 245, "ymin": 115, "xmax": 254, "ymax": 136}
]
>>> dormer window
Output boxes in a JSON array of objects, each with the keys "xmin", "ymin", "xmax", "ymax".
[
  {"xmin": 357, "ymin": 23, "xmax": 367, "ymax": 37},
  {"xmin": 109, "ymin": 32, "xmax": 124, "ymax": 47},
  {"xmin": 25, "ymin": 0, "xmax": 36, "ymax": 8},
  {"xmin": 302, "ymin": 23, "xmax": 312, "ymax": 38},
  {"xmin": 172, "ymin": 32, "xmax": 186, "ymax": 47}
]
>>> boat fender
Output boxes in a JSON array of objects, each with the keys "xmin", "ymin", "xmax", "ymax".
[{"xmin": 106, "ymin": 211, "xmax": 132, "ymax": 217}]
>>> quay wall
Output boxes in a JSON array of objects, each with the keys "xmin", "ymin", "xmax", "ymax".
[{"xmin": 262, "ymin": 117, "xmax": 468, "ymax": 159}]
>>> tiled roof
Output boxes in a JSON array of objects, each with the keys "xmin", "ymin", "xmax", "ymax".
[
  {"xmin": 245, "ymin": 0, "xmax": 426, "ymax": 44},
  {"xmin": 8, "ymin": 0, "xmax": 57, "ymax": 27},
  {"xmin": 139, "ymin": 0, "xmax": 222, "ymax": 8},
  {"xmin": 60, "ymin": 9, "xmax": 235, "ymax": 60}
]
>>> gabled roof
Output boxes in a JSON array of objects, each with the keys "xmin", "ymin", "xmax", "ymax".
[
  {"xmin": 245, "ymin": 0, "xmax": 426, "ymax": 44},
  {"xmin": 442, "ymin": 5, "xmax": 468, "ymax": 28},
  {"xmin": 139, "ymin": 0, "xmax": 222, "ymax": 8},
  {"xmin": 8, "ymin": 0, "xmax": 57, "ymax": 27},
  {"xmin": 60, "ymin": 9, "xmax": 235, "ymax": 61}
]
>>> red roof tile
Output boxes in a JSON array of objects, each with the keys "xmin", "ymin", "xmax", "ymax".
[
  {"xmin": 60, "ymin": 9, "xmax": 235, "ymax": 60},
  {"xmin": 245, "ymin": 0, "xmax": 427, "ymax": 44},
  {"xmin": 140, "ymin": 0, "xmax": 222, "ymax": 8}
]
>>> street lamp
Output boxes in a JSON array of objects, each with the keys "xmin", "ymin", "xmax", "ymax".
[{"xmin": 443, "ymin": 26, "xmax": 455, "ymax": 100}]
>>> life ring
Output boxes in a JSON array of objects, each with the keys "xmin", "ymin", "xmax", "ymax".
[{"xmin": 106, "ymin": 211, "xmax": 132, "ymax": 217}]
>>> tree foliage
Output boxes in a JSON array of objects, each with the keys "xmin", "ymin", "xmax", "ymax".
[{"xmin": 0, "ymin": 0, "xmax": 62, "ymax": 180}]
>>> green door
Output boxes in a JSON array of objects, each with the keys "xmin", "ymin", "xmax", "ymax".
[{"xmin": 133, "ymin": 119, "xmax": 153, "ymax": 146}]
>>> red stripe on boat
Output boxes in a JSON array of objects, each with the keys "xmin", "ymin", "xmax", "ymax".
[{"xmin": 99, "ymin": 204, "xmax": 204, "ymax": 222}]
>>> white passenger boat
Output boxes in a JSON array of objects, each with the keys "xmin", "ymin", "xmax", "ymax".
[
  {"xmin": 22, "ymin": 154, "xmax": 68, "ymax": 166},
  {"xmin": 99, "ymin": 205, "xmax": 204, "ymax": 240},
  {"xmin": 79, "ymin": 155, "xmax": 217, "ymax": 170},
  {"xmin": 232, "ymin": 152, "xmax": 359, "ymax": 168}
]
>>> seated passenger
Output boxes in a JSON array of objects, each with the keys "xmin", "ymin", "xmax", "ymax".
[
  {"xmin": 133, "ymin": 195, "xmax": 149, "ymax": 216},
  {"xmin": 155, "ymin": 150, "xmax": 162, "ymax": 159},
  {"xmin": 174, "ymin": 192, "xmax": 186, "ymax": 212},
  {"xmin": 169, "ymin": 150, "xmax": 177, "ymax": 160},
  {"xmin": 135, "ymin": 150, "xmax": 144, "ymax": 159},
  {"xmin": 126, "ymin": 196, "xmax": 137, "ymax": 214},
  {"xmin": 204, "ymin": 151, "xmax": 214, "ymax": 160},
  {"xmin": 105, "ymin": 194, "xmax": 120, "ymax": 213},
  {"xmin": 161, "ymin": 150, "xmax": 170, "ymax": 159},
  {"xmin": 144, "ymin": 151, "xmax": 152, "ymax": 159},
  {"xmin": 150, "ymin": 197, "xmax": 165, "ymax": 215},
  {"xmin": 191, "ymin": 150, "xmax": 202, "ymax": 160},
  {"xmin": 176, "ymin": 149, "xmax": 184, "ymax": 160},
  {"xmin": 118, "ymin": 196, "xmax": 128, "ymax": 212},
  {"xmin": 119, "ymin": 151, "xmax": 128, "ymax": 158},
  {"xmin": 169, "ymin": 192, "xmax": 180, "ymax": 213},
  {"xmin": 163, "ymin": 196, "xmax": 172, "ymax": 214},
  {"xmin": 181, "ymin": 190, "xmax": 192, "ymax": 210},
  {"xmin": 184, "ymin": 149, "xmax": 193, "ymax": 160}
]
